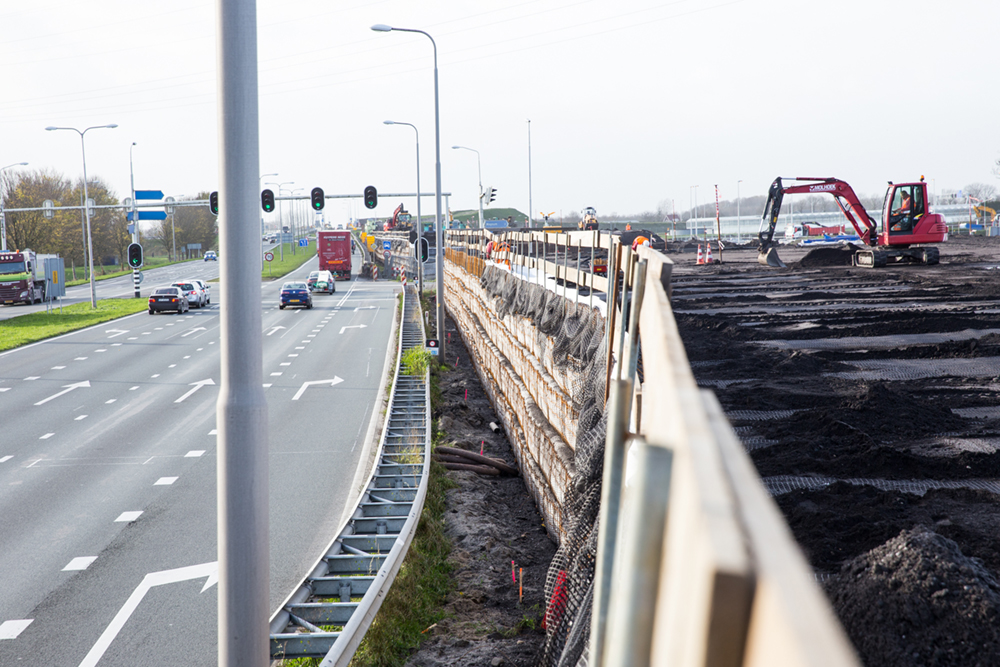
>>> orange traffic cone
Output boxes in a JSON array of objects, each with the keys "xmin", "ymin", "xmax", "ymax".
[
  {"xmin": 696, "ymin": 244, "xmax": 704, "ymax": 264},
  {"xmin": 706, "ymin": 244, "xmax": 713, "ymax": 264}
]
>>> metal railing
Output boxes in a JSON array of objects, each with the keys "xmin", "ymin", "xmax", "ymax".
[{"xmin": 269, "ymin": 284, "xmax": 431, "ymax": 665}]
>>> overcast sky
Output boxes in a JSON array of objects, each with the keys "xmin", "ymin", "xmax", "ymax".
[{"xmin": 3, "ymin": 0, "xmax": 998, "ymax": 226}]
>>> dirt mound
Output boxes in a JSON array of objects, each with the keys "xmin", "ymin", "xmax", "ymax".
[
  {"xmin": 797, "ymin": 246, "xmax": 855, "ymax": 267},
  {"xmin": 828, "ymin": 526, "xmax": 1000, "ymax": 667}
]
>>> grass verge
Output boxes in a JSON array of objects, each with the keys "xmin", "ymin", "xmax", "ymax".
[
  {"xmin": 0, "ymin": 299, "xmax": 149, "ymax": 352},
  {"xmin": 262, "ymin": 242, "xmax": 317, "ymax": 281}
]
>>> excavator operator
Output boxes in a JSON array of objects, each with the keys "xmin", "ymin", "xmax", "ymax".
[{"xmin": 890, "ymin": 190, "xmax": 913, "ymax": 232}]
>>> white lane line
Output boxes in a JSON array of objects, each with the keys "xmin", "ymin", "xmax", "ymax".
[
  {"xmin": 127, "ymin": 337, "xmax": 137, "ymax": 340},
  {"xmin": 183, "ymin": 356, "xmax": 191, "ymax": 359},
  {"xmin": 0, "ymin": 619, "xmax": 33, "ymax": 639},
  {"xmin": 300, "ymin": 340, "xmax": 310, "ymax": 344},
  {"xmin": 263, "ymin": 383, "xmax": 272, "ymax": 388},
  {"xmin": 115, "ymin": 511, "xmax": 143, "ymax": 522},
  {"xmin": 311, "ymin": 329, "xmax": 320, "ymax": 333},
  {"xmin": 95, "ymin": 349, "xmax": 107, "ymax": 353},
  {"xmin": 185, "ymin": 450, "xmax": 205, "ymax": 458},
  {"xmin": 111, "ymin": 343, "xmax": 122, "ymax": 347},
  {"xmin": 166, "ymin": 323, "xmax": 175, "ymax": 327},
  {"xmin": 270, "ymin": 372, "xmax": 282, "ymax": 376},
  {"xmin": 51, "ymin": 366, "xmax": 66, "ymax": 370},
  {"xmin": 40, "ymin": 433, "xmax": 54, "ymax": 440},
  {"xmin": 105, "ymin": 399, "xmax": 116, "ymax": 404},
  {"xmin": 168, "ymin": 364, "xmax": 177, "ymax": 368},
  {"xmin": 174, "ymin": 379, "xmax": 214, "ymax": 403},
  {"xmin": 0, "ymin": 388, "xmax": 10, "ymax": 392},
  {"xmin": 197, "ymin": 348, "xmax": 204, "ymax": 351},
  {"xmin": 154, "ymin": 477, "xmax": 178, "ymax": 486},
  {"xmin": 24, "ymin": 376, "xmax": 39, "ymax": 381},
  {"xmin": 129, "ymin": 386, "xmax": 139, "ymax": 391},
  {"xmin": 75, "ymin": 357, "xmax": 88, "ymax": 360},
  {"xmin": 151, "ymin": 374, "xmax": 160, "ymax": 378},
  {"xmin": 154, "ymin": 328, "xmax": 163, "ymax": 331},
  {"xmin": 295, "ymin": 347, "xmax": 304, "ymax": 350},
  {"xmin": 75, "ymin": 415, "xmax": 88, "ymax": 421},
  {"xmin": 63, "ymin": 556, "xmax": 97, "ymax": 571},
  {"xmin": 141, "ymin": 332, "xmax": 151, "ymax": 336},
  {"xmin": 307, "ymin": 334, "xmax": 316, "ymax": 338},
  {"xmin": 0, "ymin": 456, "xmax": 13, "ymax": 463},
  {"xmin": 208, "ymin": 429, "xmax": 217, "ymax": 435},
  {"xmin": 143, "ymin": 457, "xmax": 155, "ymax": 465},
  {"xmin": 287, "ymin": 354, "xmax": 299, "ymax": 357},
  {"xmin": 280, "ymin": 363, "xmax": 291, "ymax": 367}
]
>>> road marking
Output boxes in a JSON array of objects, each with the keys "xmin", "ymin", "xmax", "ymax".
[
  {"xmin": 263, "ymin": 383, "xmax": 272, "ymax": 388},
  {"xmin": 127, "ymin": 337, "xmax": 137, "ymax": 340},
  {"xmin": 270, "ymin": 372, "xmax": 282, "ymax": 376},
  {"xmin": 40, "ymin": 433, "xmax": 54, "ymax": 439},
  {"xmin": 168, "ymin": 364, "xmax": 177, "ymax": 368},
  {"xmin": 280, "ymin": 362, "xmax": 291, "ymax": 366},
  {"xmin": 292, "ymin": 377, "xmax": 344, "ymax": 401},
  {"xmin": 129, "ymin": 386, "xmax": 139, "ymax": 391},
  {"xmin": 166, "ymin": 323, "xmax": 175, "ymax": 327},
  {"xmin": 154, "ymin": 328, "xmax": 163, "ymax": 331},
  {"xmin": 185, "ymin": 450, "xmax": 205, "ymax": 457},
  {"xmin": 307, "ymin": 334, "xmax": 316, "ymax": 338},
  {"xmin": 105, "ymin": 329, "xmax": 129, "ymax": 338},
  {"xmin": 208, "ymin": 429, "xmax": 217, "ymax": 435},
  {"xmin": 75, "ymin": 415, "xmax": 88, "ymax": 421},
  {"xmin": 115, "ymin": 511, "xmax": 142, "ymax": 522},
  {"xmin": 340, "ymin": 324, "xmax": 367, "ymax": 334},
  {"xmin": 106, "ymin": 399, "xmax": 116, "ymax": 404},
  {"xmin": 154, "ymin": 477, "xmax": 177, "ymax": 485},
  {"xmin": 95, "ymin": 349, "xmax": 107, "ymax": 353},
  {"xmin": 300, "ymin": 340, "xmax": 311, "ymax": 344},
  {"xmin": 174, "ymin": 378, "xmax": 215, "ymax": 403},
  {"xmin": 151, "ymin": 374, "xmax": 160, "ymax": 378},
  {"xmin": 0, "ymin": 388, "xmax": 9, "ymax": 392},
  {"xmin": 24, "ymin": 376, "xmax": 39, "ymax": 381},
  {"xmin": 51, "ymin": 366, "xmax": 66, "ymax": 370},
  {"xmin": 197, "ymin": 348, "xmax": 204, "ymax": 351},
  {"xmin": 295, "ymin": 347, "xmax": 304, "ymax": 350},
  {"xmin": 354, "ymin": 305, "xmax": 376, "ymax": 311},
  {"xmin": 311, "ymin": 329, "xmax": 320, "ymax": 333},
  {"xmin": 0, "ymin": 456, "xmax": 13, "ymax": 463},
  {"xmin": 0, "ymin": 619, "xmax": 33, "ymax": 639},
  {"xmin": 111, "ymin": 343, "xmax": 122, "ymax": 347},
  {"xmin": 77, "ymin": 561, "xmax": 217, "ymax": 667},
  {"xmin": 141, "ymin": 332, "xmax": 151, "ymax": 336},
  {"xmin": 288, "ymin": 354, "xmax": 299, "ymax": 357},
  {"xmin": 183, "ymin": 355, "xmax": 191, "ymax": 359},
  {"xmin": 75, "ymin": 357, "xmax": 88, "ymax": 361},
  {"xmin": 266, "ymin": 325, "xmax": 286, "ymax": 336},
  {"xmin": 181, "ymin": 327, "xmax": 207, "ymax": 338},
  {"xmin": 34, "ymin": 380, "xmax": 90, "ymax": 406},
  {"xmin": 63, "ymin": 557, "xmax": 97, "ymax": 571}
]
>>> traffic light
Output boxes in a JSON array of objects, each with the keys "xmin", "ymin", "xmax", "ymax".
[
  {"xmin": 419, "ymin": 237, "xmax": 430, "ymax": 262},
  {"xmin": 209, "ymin": 191, "xmax": 219, "ymax": 216},
  {"xmin": 261, "ymin": 189, "xmax": 275, "ymax": 213},
  {"xmin": 364, "ymin": 185, "xmax": 378, "ymax": 209},
  {"xmin": 311, "ymin": 187, "xmax": 325, "ymax": 211},
  {"xmin": 127, "ymin": 242, "xmax": 144, "ymax": 268},
  {"xmin": 488, "ymin": 187, "xmax": 497, "ymax": 204}
]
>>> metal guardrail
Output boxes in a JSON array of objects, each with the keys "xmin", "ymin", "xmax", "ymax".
[{"xmin": 269, "ymin": 284, "xmax": 431, "ymax": 664}]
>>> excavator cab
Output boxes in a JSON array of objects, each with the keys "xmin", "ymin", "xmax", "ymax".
[{"xmin": 885, "ymin": 184, "xmax": 924, "ymax": 235}]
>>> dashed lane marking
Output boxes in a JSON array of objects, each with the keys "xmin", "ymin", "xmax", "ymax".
[
  {"xmin": 154, "ymin": 477, "xmax": 178, "ymax": 486},
  {"xmin": 115, "ymin": 512, "xmax": 142, "ymax": 522},
  {"xmin": 63, "ymin": 557, "xmax": 97, "ymax": 571}
]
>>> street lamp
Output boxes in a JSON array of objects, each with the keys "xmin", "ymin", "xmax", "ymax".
[
  {"xmin": 527, "ymin": 119, "xmax": 533, "ymax": 228},
  {"xmin": 266, "ymin": 180, "xmax": 294, "ymax": 262},
  {"xmin": 46, "ymin": 123, "xmax": 118, "ymax": 308},
  {"xmin": 371, "ymin": 23, "xmax": 445, "ymax": 357},
  {"xmin": 0, "ymin": 161, "xmax": 28, "ymax": 252},
  {"xmin": 384, "ymin": 120, "xmax": 423, "ymax": 294},
  {"xmin": 452, "ymin": 145, "xmax": 483, "ymax": 228}
]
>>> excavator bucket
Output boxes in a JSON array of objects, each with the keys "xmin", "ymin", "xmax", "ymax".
[{"xmin": 758, "ymin": 245, "xmax": 786, "ymax": 268}]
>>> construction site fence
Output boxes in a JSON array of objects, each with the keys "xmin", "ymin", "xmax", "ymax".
[{"xmin": 442, "ymin": 227, "xmax": 861, "ymax": 667}]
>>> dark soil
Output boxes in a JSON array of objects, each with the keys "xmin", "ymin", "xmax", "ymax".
[
  {"xmin": 403, "ymin": 310, "xmax": 555, "ymax": 667},
  {"xmin": 672, "ymin": 236, "xmax": 1000, "ymax": 665}
]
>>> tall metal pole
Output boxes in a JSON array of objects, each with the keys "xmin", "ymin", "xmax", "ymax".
[
  {"xmin": 737, "ymin": 179, "xmax": 742, "ymax": 242},
  {"xmin": 130, "ymin": 142, "xmax": 140, "ymax": 298},
  {"xmin": 216, "ymin": 0, "xmax": 269, "ymax": 664},
  {"xmin": 385, "ymin": 121, "xmax": 423, "ymax": 295},
  {"xmin": 527, "ymin": 119, "xmax": 533, "ymax": 228},
  {"xmin": 453, "ymin": 146, "xmax": 482, "ymax": 229}
]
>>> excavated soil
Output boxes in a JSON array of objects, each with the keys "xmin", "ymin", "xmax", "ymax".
[
  {"xmin": 403, "ymin": 310, "xmax": 554, "ymax": 667},
  {"xmin": 671, "ymin": 235, "xmax": 1000, "ymax": 666}
]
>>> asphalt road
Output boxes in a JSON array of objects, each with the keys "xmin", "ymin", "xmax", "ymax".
[{"xmin": 0, "ymin": 256, "xmax": 399, "ymax": 665}]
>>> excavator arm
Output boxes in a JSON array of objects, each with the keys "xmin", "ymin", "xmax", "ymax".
[{"xmin": 758, "ymin": 177, "xmax": 878, "ymax": 267}]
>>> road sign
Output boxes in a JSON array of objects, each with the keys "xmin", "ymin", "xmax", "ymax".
[
  {"xmin": 426, "ymin": 339, "xmax": 439, "ymax": 356},
  {"xmin": 383, "ymin": 250, "xmax": 391, "ymax": 262},
  {"xmin": 298, "ymin": 238, "xmax": 307, "ymax": 247},
  {"xmin": 164, "ymin": 196, "xmax": 176, "ymax": 214},
  {"xmin": 127, "ymin": 211, "xmax": 167, "ymax": 221},
  {"xmin": 382, "ymin": 240, "xmax": 391, "ymax": 251},
  {"xmin": 134, "ymin": 190, "xmax": 164, "ymax": 200},
  {"xmin": 264, "ymin": 252, "xmax": 274, "ymax": 262}
]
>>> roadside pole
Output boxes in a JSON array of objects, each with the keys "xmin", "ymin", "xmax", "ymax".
[{"xmin": 216, "ymin": 1, "xmax": 269, "ymax": 666}]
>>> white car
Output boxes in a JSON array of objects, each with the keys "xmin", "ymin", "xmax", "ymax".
[
  {"xmin": 190, "ymin": 279, "xmax": 211, "ymax": 305},
  {"xmin": 172, "ymin": 280, "xmax": 207, "ymax": 308}
]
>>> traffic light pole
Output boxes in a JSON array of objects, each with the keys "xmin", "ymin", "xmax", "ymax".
[{"xmin": 130, "ymin": 144, "xmax": 140, "ymax": 298}]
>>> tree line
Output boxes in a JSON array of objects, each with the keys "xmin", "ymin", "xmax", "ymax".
[{"xmin": 0, "ymin": 169, "xmax": 216, "ymax": 268}]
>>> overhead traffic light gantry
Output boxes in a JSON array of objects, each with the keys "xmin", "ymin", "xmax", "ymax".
[
  {"xmin": 261, "ymin": 189, "xmax": 275, "ymax": 213},
  {"xmin": 311, "ymin": 187, "xmax": 325, "ymax": 211}
]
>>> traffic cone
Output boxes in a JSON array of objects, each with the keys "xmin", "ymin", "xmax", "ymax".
[
  {"xmin": 696, "ymin": 244, "xmax": 704, "ymax": 265},
  {"xmin": 706, "ymin": 244, "xmax": 713, "ymax": 264}
]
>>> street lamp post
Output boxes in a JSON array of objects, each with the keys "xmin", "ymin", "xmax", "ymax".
[
  {"xmin": 527, "ymin": 119, "xmax": 533, "ymax": 228},
  {"xmin": 0, "ymin": 161, "xmax": 28, "ymax": 252},
  {"xmin": 384, "ymin": 120, "xmax": 423, "ymax": 294},
  {"xmin": 46, "ymin": 124, "xmax": 118, "ymax": 308},
  {"xmin": 372, "ymin": 23, "xmax": 445, "ymax": 357},
  {"xmin": 267, "ymin": 181, "xmax": 294, "ymax": 262},
  {"xmin": 288, "ymin": 187, "xmax": 304, "ymax": 255},
  {"xmin": 452, "ymin": 145, "xmax": 483, "ymax": 228}
]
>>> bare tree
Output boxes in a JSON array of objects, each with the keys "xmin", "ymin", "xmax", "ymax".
[{"xmin": 964, "ymin": 182, "xmax": 999, "ymax": 201}]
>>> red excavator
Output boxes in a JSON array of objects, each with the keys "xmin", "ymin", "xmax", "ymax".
[{"xmin": 758, "ymin": 176, "xmax": 948, "ymax": 268}]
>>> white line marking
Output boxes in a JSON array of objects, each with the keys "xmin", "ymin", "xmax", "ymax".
[
  {"xmin": 280, "ymin": 362, "xmax": 291, "ymax": 366},
  {"xmin": 75, "ymin": 357, "xmax": 88, "ymax": 360},
  {"xmin": 185, "ymin": 450, "xmax": 205, "ymax": 458},
  {"xmin": 63, "ymin": 556, "xmax": 97, "ymax": 571},
  {"xmin": 300, "ymin": 340, "xmax": 311, "ymax": 344},
  {"xmin": 127, "ymin": 337, "xmax": 137, "ymax": 340},
  {"xmin": 0, "ymin": 387, "xmax": 9, "ymax": 392},
  {"xmin": 183, "ymin": 356, "xmax": 191, "ymax": 359},
  {"xmin": 51, "ymin": 366, "xmax": 66, "ymax": 370},
  {"xmin": 24, "ymin": 376, "xmax": 40, "ymax": 381},
  {"xmin": 95, "ymin": 349, "xmax": 107, "ymax": 353},
  {"xmin": 35, "ymin": 380, "xmax": 90, "ymax": 406},
  {"xmin": 111, "ymin": 343, "xmax": 122, "ymax": 347},
  {"xmin": 270, "ymin": 372, "xmax": 282, "ymax": 376},
  {"xmin": 0, "ymin": 456, "xmax": 12, "ymax": 463},
  {"xmin": 151, "ymin": 374, "xmax": 160, "ymax": 378},
  {"xmin": 174, "ymin": 379, "xmax": 215, "ymax": 403},
  {"xmin": 340, "ymin": 324, "xmax": 367, "ymax": 334},
  {"xmin": 208, "ymin": 429, "xmax": 217, "ymax": 435},
  {"xmin": 77, "ymin": 562, "xmax": 217, "ymax": 667},
  {"xmin": 154, "ymin": 328, "xmax": 163, "ymax": 331},
  {"xmin": 292, "ymin": 377, "xmax": 344, "ymax": 401},
  {"xmin": 129, "ymin": 386, "xmax": 139, "ymax": 391},
  {"xmin": 287, "ymin": 354, "xmax": 299, "ymax": 357},
  {"xmin": 105, "ymin": 399, "xmax": 116, "ymax": 404},
  {"xmin": 154, "ymin": 477, "xmax": 177, "ymax": 485},
  {"xmin": 75, "ymin": 415, "xmax": 88, "ymax": 421},
  {"xmin": 115, "ymin": 511, "xmax": 142, "ymax": 522},
  {"xmin": 168, "ymin": 364, "xmax": 177, "ymax": 368},
  {"xmin": 141, "ymin": 332, "xmax": 151, "ymax": 336},
  {"xmin": 40, "ymin": 433, "xmax": 54, "ymax": 439},
  {"xmin": 143, "ymin": 457, "xmax": 155, "ymax": 464},
  {"xmin": 262, "ymin": 383, "xmax": 272, "ymax": 388},
  {"xmin": 197, "ymin": 348, "xmax": 204, "ymax": 351},
  {"xmin": 307, "ymin": 334, "xmax": 316, "ymax": 338},
  {"xmin": 0, "ymin": 619, "xmax": 33, "ymax": 639},
  {"xmin": 295, "ymin": 347, "xmax": 304, "ymax": 350},
  {"xmin": 105, "ymin": 329, "xmax": 129, "ymax": 338}
]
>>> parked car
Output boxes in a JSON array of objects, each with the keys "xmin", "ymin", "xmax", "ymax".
[
  {"xmin": 306, "ymin": 271, "xmax": 320, "ymax": 290},
  {"xmin": 191, "ymin": 279, "xmax": 211, "ymax": 305},
  {"xmin": 204, "ymin": 250, "xmax": 217, "ymax": 261},
  {"xmin": 312, "ymin": 270, "xmax": 336, "ymax": 294},
  {"xmin": 148, "ymin": 286, "xmax": 190, "ymax": 314},
  {"xmin": 279, "ymin": 281, "xmax": 312, "ymax": 309},
  {"xmin": 172, "ymin": 281, "xmax": 207, "ymax": 308}
]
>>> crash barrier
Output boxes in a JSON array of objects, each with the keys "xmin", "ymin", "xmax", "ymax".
[
  {"xmin": 268, "ymin": 284, "xmax": 431, "ymax": 665},
  {"xmin": 442, "ymin": 229, "xmax": 861, "ymax": 667}
]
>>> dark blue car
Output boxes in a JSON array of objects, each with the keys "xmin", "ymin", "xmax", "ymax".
[{"xmin": 279, "ymin": 281, "xmax": 312, "ymax": 309}]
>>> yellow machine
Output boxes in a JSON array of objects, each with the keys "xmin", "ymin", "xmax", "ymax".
[{"xmin": 579, "ymin": 206, "xmax": 598, "ymax": 230}]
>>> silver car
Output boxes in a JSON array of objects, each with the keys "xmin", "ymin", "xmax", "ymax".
[{"xmin": 172, "ymin": 281, "xmax": 206, "ymax": 308}]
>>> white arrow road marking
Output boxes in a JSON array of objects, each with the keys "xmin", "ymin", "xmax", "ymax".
[
  {"xmin": 265, "ymin": 325, "xmax": 286, "ymax": 336},
  {"xmin": 0, "ymin": 619, "xmax": 33, "ymax": 639},
  {"xmin": 180, "ymin": 327, "xmax": 207, "ymax": 338},
  {"xmin": 34, "ymin": 380, "xmax": 90, "ymax": 406},
  {"xmin": 105, "ymin": 329, "xmax": 129, "ymax": 338},
  {"xmin": 292, "ymin": 376, "xmax": 344, "ymax": 401},
  {"xmin": 340, "ymin": 324, "xmax": 367, "ymax": 334},
  {"xmin": 77, "ymin": 562, "xmax": 218, "ymax": 667},
  {"xmin": 174, "ymin": 379, "xmax": 215, "ymax": 403},
  {"xmin": 354, "ymin": 306, "xmax": 376, "ymax": 311}
]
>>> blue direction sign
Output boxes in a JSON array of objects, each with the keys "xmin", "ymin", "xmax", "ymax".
[
  {"xmin": 127, "ymin": 211, "xmax": 168, "ymax": 221},
  {"xmin": 134, "ymin": 190, "xmax": 164, "ymax": 200},
  {"xmin": 382, "ymin": 240, "xmax": 391, "ymax": 251}
]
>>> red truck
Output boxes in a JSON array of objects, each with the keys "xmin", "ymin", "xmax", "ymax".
[
  {"xmin": 317, "ymin": 230, "xmax": 353, "ymax": 280},
  {"xmin": 0, "ymin": 249, "xmax": 54, "ymax": 305}
]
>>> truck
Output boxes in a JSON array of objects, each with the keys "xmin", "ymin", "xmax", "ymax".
[
  {"xmin": 0, "ymin": 249, "xmax": 56, "ymax": 305},
  {"xmin": 317, "ymin": 230, "xmax": 353, "ymax": 280}
]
